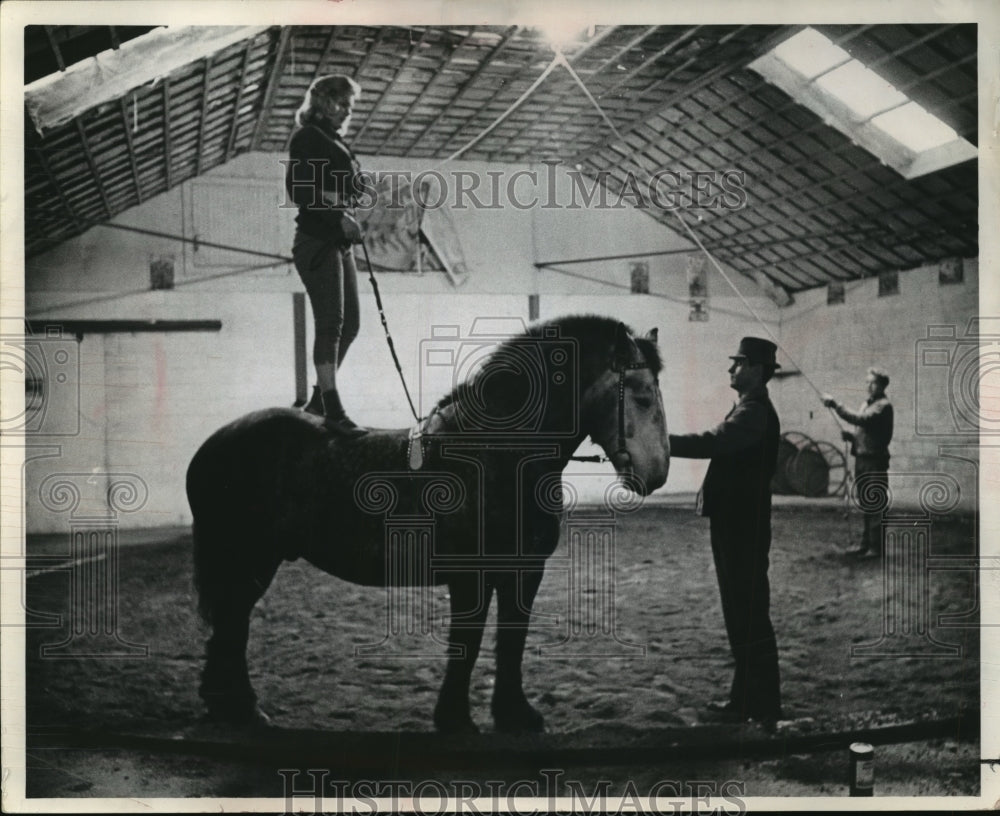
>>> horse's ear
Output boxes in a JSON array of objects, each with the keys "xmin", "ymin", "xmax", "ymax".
[
  {"xmin": 614, "ymin": 321, "xmax": 635, "ymax": 367},
  {"xmin": 615, "ymin": 321, "xmax": 631, "ymax": 352},
  {"xmin": 646, "ymin": 328, "xmax": 659, "ymax": 344}
]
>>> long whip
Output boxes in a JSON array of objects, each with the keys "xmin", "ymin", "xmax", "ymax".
[{"xmin": 355, "ymin": 228, "xmax": 421, "ymax": 423}]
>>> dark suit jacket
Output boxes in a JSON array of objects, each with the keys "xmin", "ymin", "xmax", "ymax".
[{"xmin": 669, "ymin": 387, "xmax": 780, "ymax": 517}]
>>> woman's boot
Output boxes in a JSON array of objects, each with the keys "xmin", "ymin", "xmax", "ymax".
[
  {"xmin": 321, "ymin": 387, "xmax": 368, "ymax": 438},
  {"xmin": 301, "ymin": 385, "xmax": 324, "ymax": 416}
]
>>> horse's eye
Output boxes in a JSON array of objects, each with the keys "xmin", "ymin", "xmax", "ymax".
[{"xmin": 634, "ymin": 396, "xmax": 653, "ymax": 409}]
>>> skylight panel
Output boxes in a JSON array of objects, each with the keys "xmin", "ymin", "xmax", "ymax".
[
  {"xmin": 748, "ymin": 27, "xmax": 976, "ymax": 179},
  {"xmin": 872, "ymin": 102, "xmax": 960, "ymax": 152},
  {"xmin": 813, "ymin": 61, "xmax": 908, "ymax": 120},
  {"xmin": 771, "ymin": 27, "xmax": 849, "ymax": 79}
]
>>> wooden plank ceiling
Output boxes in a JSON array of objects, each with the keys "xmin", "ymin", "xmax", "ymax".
[{"xmin": 24, "ymin": 24, "xmax": 977, "ymax": 294}]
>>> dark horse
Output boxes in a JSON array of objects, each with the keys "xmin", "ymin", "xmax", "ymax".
[{"xmin": 187, "ymin": 315, "xmax": 669, "ymax": 733}]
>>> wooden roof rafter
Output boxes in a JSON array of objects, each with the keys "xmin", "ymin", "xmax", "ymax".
[
  {"xmin": 225, "ymin": 39, "xmax": 256, "ymax": 163},
  {"xmin": 194, "ymin": 55, "xmax": 214, "ymax": 177},
  {"xmin": 391, "ymin": 24, "xmax": 524, "ymax": 157},
  {"xmin": 251, "ymin": 26, "xmax": 293, "ymax": 151},
  {"xmin": 365, "ymin": 28, "xmax": 478, "ymax": 154},
  {"xmin": 485, "ymin": 26, "xmax": 664, "ymax": 162},
  {"xmin": 571, "ymin": 25, "xmax": 788, "ymax": 167},
  {"xmin": 73, "ymin": 118, "xmax": 112, "ymax": 219},
  {"xmin": 118, "ymin": 95, "xmax": 143, "ymax": 206},
  {"xmin": 352, "ymin": 27, "xmax": 431, "ymax": 145},
  {"xmin": 427, "ymin": 24, "xmax": 624, "ymax": 160}
]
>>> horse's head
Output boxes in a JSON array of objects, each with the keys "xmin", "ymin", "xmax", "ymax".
[{"xmin": 583, "ymin": 322, "xmax": 670, "ymax": 495}]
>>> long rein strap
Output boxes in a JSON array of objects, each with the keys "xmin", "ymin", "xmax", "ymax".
[{"xmin": 356, "ymin": 226, "xmax": 421, "ymax": 423}]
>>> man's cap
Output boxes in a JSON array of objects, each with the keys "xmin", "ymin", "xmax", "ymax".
[
  {"xmin": 868, "ymin": 367, "xmax": 889, "ymax": 387},
  {"xmin": 730, "ymin": 336, "xmax": 780, "ymax": 368}
]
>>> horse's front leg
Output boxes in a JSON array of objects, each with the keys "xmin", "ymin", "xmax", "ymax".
[
  {"xmin": 491, "ymin": 568, "xmax": 545, "ymax": 733},
  {"xmin": 433, "ymin": 574, "xmax": 493, "ymax": 734}
]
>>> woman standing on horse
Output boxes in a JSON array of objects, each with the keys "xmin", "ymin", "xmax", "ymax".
[{"xmin": 285, "ymin": 75, "xmax": 368, "ymax": 437}]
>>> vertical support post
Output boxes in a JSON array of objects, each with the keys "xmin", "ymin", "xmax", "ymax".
[
  {"xmin": 528, "ymin": 293, "xmax": 539, "ymax": 322},
  {"xmin": 293, "ymin": 291, "xmax": 307, "ymax": 406}
]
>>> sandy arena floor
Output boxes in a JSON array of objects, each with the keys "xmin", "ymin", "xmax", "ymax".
[{"xmin": 21, "ymin": 502, "xmax": 981, "ymax": 800}]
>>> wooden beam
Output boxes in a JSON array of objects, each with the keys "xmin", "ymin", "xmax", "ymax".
[
  {"xmin": 395, "ymin": 25, "xmax": 522, "ymax": 156},
  {"xmin": 44, "ymin": 25, "xmax": 66, "ymax": 71},
  {"xmin": 251, "ymin": 26, "xmax": 294, "ymax": 151},
  {"xmin": 367, "ymin": 28, "xmax": 476, "ymax": 153},
  {"xmin": 162, "ymin": 78, "xmax": 173, "ymax": 189},
  {"xmin": 74, "ymin": 119, "xmax": 112, "ymax": 218},
  {"xmin": 489, "ymin": 25, "xmax": 662, "ymax": 159},
  {"xmin": 195, "ymin": 55, "xmax": 214, "ymax": 177},
  {"xmin": 354, "ymin": 26, "xmax": 388, "ymax": 82},
  {"xmin": 281, "ymin": 26, "xmax": 340, "ymax": 152},
  {"xmin": 532, "ymin": 26, "xmax": 852, "ymax": 173},
  {"xmin": 28, "ymin": 320, "xmax": 222, "ymax": 336},
  {"xmin": 225, "ymin": 40, "xmax": 255, "ymax": 162},
  {"xmin": 571, "ymin": 25, "xmax": 788, "ymax": 166},
  {"xmin": 29, "ymin": 127, "xmax": 84, "ymax": 231},
  {"xmin": 119, "ymin": 96, "xmax": 143, "ymax": 205},
  {"xmin": 430, "ymin": 24, "xmax": 623, "ymax": 159},
  {"xmin": 352, "ymin": 27, "xmax": 429, "ymax": 145}
]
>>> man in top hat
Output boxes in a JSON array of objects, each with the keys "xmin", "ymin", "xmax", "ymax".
[
  {"xmin": 822, "ymin": 368, "xmax": 893, "ymax": 558},
  {"xmin": 669, "ymin": 337, "xmax": 783, "ymax": 729}
]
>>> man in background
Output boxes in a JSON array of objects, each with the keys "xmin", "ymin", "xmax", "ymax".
[{"xmin": 823, "ymin": 368, "xmax": 894, "ymax": 558}]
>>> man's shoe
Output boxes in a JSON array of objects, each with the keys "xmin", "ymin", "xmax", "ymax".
[
  {"xmin": 702, "ymin": 700, "xmax": 744, "ymax": 722},
  {"xmin": 748, "ymin": 715, "xmax": 779, "ymax": 734},
  {"xmin": 847, "ymin": 546, "xmax": 870, "ymax": 558}
]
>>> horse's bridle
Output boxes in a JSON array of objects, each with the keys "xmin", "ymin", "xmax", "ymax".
[
  {"xmin": 573, "ymin": 343, "xmax": 659, "ymax": 469},
  {"xmin": 611, "ymin": 353, "xmax": 658, "ymax": 471}
]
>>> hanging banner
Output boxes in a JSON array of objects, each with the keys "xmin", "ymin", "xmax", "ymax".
[
  {"xmin": 686, "ymin": 254, "xmax": 708, "ymax": 298},
  {"xmin": 419, "ymin": 201, "xmax": 470, "ymax": 287},
  {"xmin": 686, "ymin": 253, "xmax": 708, "ymax": 321},
  {"xmin": 355, "ymin": 176, "xmax": 423, "ymax": 272}
]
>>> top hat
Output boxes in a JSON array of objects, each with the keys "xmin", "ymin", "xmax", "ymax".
[{"xmin": 730, "ymin": 337, "xmax": 780, "ymax": 368}]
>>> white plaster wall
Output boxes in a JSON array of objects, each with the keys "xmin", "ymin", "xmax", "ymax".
[
  {"xmin": 22, "ymin": 149, "xmax": 810, "ymax": 531},
  {"xmin": 772, "ymin": 259, "xmax": 980, "ymax": 514}
]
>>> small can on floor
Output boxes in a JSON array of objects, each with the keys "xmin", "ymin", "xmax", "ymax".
[{"xmin": 849, "ymin": 741, "xmax": 874, "ymax": 796}]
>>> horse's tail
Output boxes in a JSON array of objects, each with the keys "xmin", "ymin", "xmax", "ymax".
[
  {"xmin": 187, "ymin": 438, "xmax": 230, "ymax": 627},
  {"xmin": 191, "ymin": 518, "xmax": 217, "ymax": 625}
]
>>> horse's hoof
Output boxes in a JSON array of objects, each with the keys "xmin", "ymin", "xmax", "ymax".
[
  {"xmin": 435, "ymin": 719, "xmax": 480, "ymax": 736},
  {"xmin": 433, "ymin": 706, "xmax": 480, "ymax": 735},
  {"xmin": 247, "ymin": 705, "xmax": 273, "ymax": 728},
  {"xmin": 492, "ymin": 700, "xmax": 545, "ymax": 734},
  {"xmin": 202, "ymin": 695, "xmax": 273, "ymax": 728}
]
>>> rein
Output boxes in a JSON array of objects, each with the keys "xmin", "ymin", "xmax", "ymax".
[{"xmin": 356, "ymin": 224, "xmax": 421, "ymax": 423}]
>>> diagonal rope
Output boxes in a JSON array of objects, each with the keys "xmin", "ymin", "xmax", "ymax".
[
  {"xmin": 433, "ymin": 55, "xmax": 563, "ymax": 169},
  {"xmin": 556, "ymin": 50, "xmax": 845, "ymax": 427}
]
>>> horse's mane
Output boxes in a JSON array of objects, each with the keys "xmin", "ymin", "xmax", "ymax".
[{"xmin": 434, "ymin": 314, "xmax": 661, "ymax": 414}]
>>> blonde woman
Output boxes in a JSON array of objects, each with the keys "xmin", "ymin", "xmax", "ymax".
[{"xmin": 285, "ymin": 75, "xmax": 367, "ymax": 437}]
